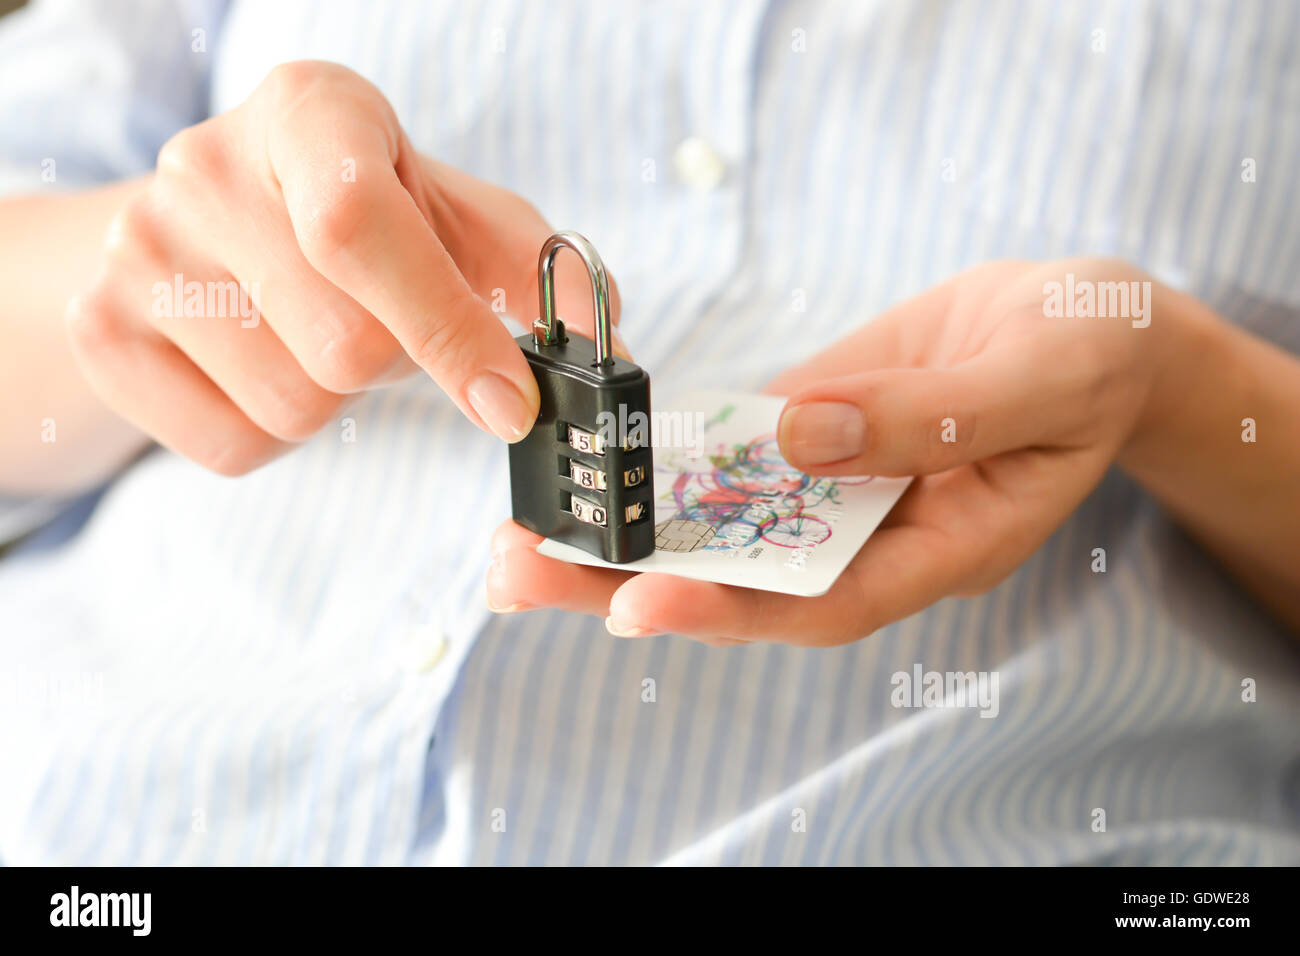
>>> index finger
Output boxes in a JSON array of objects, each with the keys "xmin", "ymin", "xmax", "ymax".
[{"xmin": 270, "ymin": 110, "xmax": 539, "ymax": 441}]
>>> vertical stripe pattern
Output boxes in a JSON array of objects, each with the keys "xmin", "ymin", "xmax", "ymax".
[{"xmin": 0, "ymin": 0, "xmax": 1297, "ymax": 865}]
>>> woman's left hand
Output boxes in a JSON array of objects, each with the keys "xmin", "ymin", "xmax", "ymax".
[{"xmin": 485, "ymin": 258, "xmax": 1167, "ymax": 646}]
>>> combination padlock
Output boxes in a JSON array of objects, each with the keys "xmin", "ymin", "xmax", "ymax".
[{"xmin": 508, "ymin": 231, "xmax": 655, "ymax": 564}]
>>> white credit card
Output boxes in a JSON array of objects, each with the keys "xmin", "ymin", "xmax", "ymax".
[{"xmin": 537, "ymin": 390, "xmax": 912, "ymax": 597}]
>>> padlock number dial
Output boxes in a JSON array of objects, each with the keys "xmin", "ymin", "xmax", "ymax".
[
  {"xmin": 572, "ymin": 494, "xmax": 647, "ymax": 527},
  {"xmin": 567, "ymin": 425, "xmax": 604, "ymax": 456},
  {"xmin": 567, "ymin": 423, "xmax": 643, "ymax": 457},
  {"xmin": 568, "ymin": 460, "xmax": 646, "ymax": 491},
  {"xmin": 569, "ymin": 460, "xmax": 606, "ymax": 491},
  {"xmin": 570, "ymin": 494, "xmax": 608, "ymax": 527}
]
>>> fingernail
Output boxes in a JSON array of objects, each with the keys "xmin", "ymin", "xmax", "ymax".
[
  {"xmin": 486, "ymin": 594, "xmax": 535, "ymax": 614},
  {"xmin": 605, "ymin": 616, "xmax": 660, "ymax": 638},
  {"xmin": 467, "ymin": 372, "xmax": 536, "ymax": 442},
  {"xmin": 780, "ymin": 402, "xmax": 864, "ymax": 466}
]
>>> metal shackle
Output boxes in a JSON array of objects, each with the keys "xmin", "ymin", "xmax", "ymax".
[{"xmin": 534, "ymin": 231, "xmax": 614, "ymax": 367}]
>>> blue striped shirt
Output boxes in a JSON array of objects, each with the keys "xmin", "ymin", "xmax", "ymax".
[{"xmin": 1, "ymin": 0, "xmax": 1298, "ymax": 864}]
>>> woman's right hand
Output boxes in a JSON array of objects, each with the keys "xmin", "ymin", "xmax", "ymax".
[{"xmin": 67, "ymin": 60, "xmax": 615, "ymax": 475}]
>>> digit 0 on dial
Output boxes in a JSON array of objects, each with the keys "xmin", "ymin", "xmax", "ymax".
[{"xmin": 506, "ymin": 232, "xmax": 655, "ymax": 563}]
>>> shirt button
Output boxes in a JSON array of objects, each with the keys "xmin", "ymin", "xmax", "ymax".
[
  {"xmin": 401, "ymin": 630, "xmax": 449, "ymax": 674},
  {"xmin": 673, "ymin": 136, "xmax": 727, "ymax": 191}
]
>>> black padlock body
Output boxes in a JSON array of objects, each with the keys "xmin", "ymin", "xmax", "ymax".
[{"xmin": 508, "ymin": 329, "xmax": 655, "ymax": 564}]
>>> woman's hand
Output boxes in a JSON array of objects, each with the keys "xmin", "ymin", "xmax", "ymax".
[
  {"xmin": 66, "ymin": 60, "xmax": 616, "ymax": 476},
  {"xmin": 486, "ymin": 258, "xmax": 1169, "ymax": 646}
]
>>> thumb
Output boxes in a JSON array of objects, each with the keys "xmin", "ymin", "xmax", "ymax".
[{"xmin": 776, "ymin": 360, "xmax": 1061, "ymax": 477}]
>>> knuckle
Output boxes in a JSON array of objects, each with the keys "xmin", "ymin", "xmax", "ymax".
[
  {"xmin": 256, "ymin": 387, "xmax": 338, "ymax": 443},
  {"xmin": 1078, "ymin": 333, "xmax": 1132, "ymax": 404},
  {"xmin": 265, "ymin": 60, "xmax": 359, "ymax": 108},
  {"xmin": 104, "ymin": 195, "xmax": 161, "ymax": 260},
  {"xmin": 918, "ymin": 419, "xmax": 959, "ymax": 472},
  {"xmin": 296, "ymin": 184, "xmax": 374, "ymax": 268},
  {"xmin": 916, "ymin": 374, "xmax": 967, "ymax": 472},
  {"xmin": 833, "ymin": 577, "xmax": 880, "ymax": 646},
  {"xmin": 156, "ymin": 122, "xmax": 225, "ymax": 186},
  {"xmin": 307, "ymin": 350, "xmax": 370, "ymax": 395},
  {"xmin": 197, "ymin": 440, "xmax": 268, "ymax": 478},
  {"xmin": 408, "ymin": 302, "xmax": 477, "ymax": 375},
  {"xmin": 306, "ymin": 326, "xmax": 393, "ymax": 393},
  {"xmin": 65, "ymin": 283, "xmax": 127, "ymax": 352},
  {"xmin": 736, "ymin": 589, "xmax": 777, "ymax": 642},
  {"xmin": 266, "ymin": 60, "xmax": 323, "ymax": 100}
]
